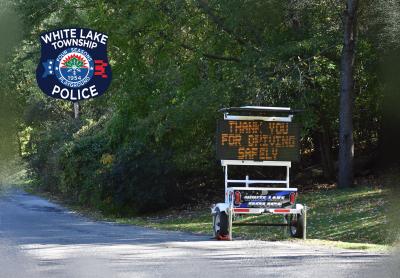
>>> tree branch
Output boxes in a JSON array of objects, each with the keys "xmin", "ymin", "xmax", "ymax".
[
  {"xmin": 196, "ymin": 0, "xmax": 246, "ymax": 45},
  {"xmin": 160, "ymin": 32, "xmax": 240, "ymax": 63},
  {"xmin": 196, "ymin": 0, "xmax": 261, "ymax": 52}
]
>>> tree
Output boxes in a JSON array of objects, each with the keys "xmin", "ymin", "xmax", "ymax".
[
  {"xmin": 7, "ymin": 0, "xmax": 384, "ymax": 211},
  {"xmin": 338, "ymin": 0, "xmax": 358, "ymax": 188}
]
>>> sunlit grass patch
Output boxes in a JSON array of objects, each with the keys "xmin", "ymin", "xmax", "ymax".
[{"xmin": 297, "ymin": 186, "xmax": 389, "ymax": 244}]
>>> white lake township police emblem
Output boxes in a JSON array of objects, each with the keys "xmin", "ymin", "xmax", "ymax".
[{"xmin": 36, "ymin": 28, "xmax": 112, "ymax": 101}]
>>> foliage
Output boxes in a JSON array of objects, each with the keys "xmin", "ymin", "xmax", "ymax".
[{"xmin": 1, "ymin": 0, "xmax": 391, "ymax": 213}]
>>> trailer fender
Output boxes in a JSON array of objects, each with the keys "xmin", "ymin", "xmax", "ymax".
[
  {"xmin": 295, "ymin": 203, "xmax": 305, "ymax": 213},
  {"xmin": 211, "ymin": 203, "xmax": 230, "ymax": 215}
]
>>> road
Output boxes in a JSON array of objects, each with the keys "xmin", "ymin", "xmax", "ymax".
[{"xmin": 0, "ymin": 189, "xmax": 396, "ymax": 278}]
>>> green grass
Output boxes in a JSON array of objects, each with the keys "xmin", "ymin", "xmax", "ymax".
[
  {"xmin": 298, "ymin": 187, "xmax": 389, "ymax": 244},
  {"xmin": 108, "ymin": 186, "xmax": 392, "ymax": 251}
]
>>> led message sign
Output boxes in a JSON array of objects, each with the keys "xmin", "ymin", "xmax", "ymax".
[{"xmin": 216, "ymin": 120, "xmax": 300, "ymax": 161}]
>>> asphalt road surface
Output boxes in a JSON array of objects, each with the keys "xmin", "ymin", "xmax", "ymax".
[{"xmin": 0, "ymin": 189, "xmax": 396, "ymax": 278}]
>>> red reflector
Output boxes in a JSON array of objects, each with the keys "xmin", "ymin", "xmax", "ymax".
[
  {"xmin": 234, "ymin": 208, "xmax": 250, "ymax": 213},
  {"xmin": 234, "ymin": 191, "xmax": 241, "ymax": 205},
  {"xmin": 289, "ymin": 192, "xmax": 297, "ymax": 204},
  {"xmin": 274, "ymin": 209, "xmax": 290, "ymax": 213}
]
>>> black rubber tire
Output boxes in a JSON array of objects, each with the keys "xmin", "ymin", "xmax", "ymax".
[
  {"xmin": 290, "ymin": 213, "xmax": 304, "ymax": 238},
  {"xmin": 214, "ymin": 208, "xmax": 229, "ymax": 237}
]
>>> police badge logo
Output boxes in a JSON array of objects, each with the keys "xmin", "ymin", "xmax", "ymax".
[{"xmin": 36, "ymin": 28, "xmax": 112, "ymax": 101}]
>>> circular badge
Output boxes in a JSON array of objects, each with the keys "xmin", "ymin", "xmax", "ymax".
[{"xmin": 55, "ymin": 48, "xmax": 94, "ymax": 88}]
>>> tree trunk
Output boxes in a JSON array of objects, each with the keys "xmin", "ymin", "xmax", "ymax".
[
  {"xmin": 73, "ymin": 102, "xmax": 80, "ymax": 120},
  {"xmin": 338, "ymin": 0, "xmax": 358, "ymax": 188},
  {"xmin": 319, "ymin": 130, "xmax": 335, "ymax": 181},
  {"xmin": 16, "ymin": 131, "xmax": 23, "ymax": 158}
]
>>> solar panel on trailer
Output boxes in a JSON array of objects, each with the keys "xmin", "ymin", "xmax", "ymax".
[{"xmin": 219, "ymin": 106, "xmax": 302, "ymax": 113}]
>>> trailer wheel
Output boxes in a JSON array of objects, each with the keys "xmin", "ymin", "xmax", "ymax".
[
  {"xmin": 289, "ymin": 213, "xmax": 304, "ymax": 238},
  {"xmin": 213, "ymin": 207, "xmax": 229, "ymax": 239}
]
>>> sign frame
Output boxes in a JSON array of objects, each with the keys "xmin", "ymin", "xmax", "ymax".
[{"xmin": 216, "ymin": 114, "xmax": 300, "ymax": 162}]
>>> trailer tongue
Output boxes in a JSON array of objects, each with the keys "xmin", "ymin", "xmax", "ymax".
[{"xmin": 211, "ymin": 106, "xmax": 307, "ymax": 240}]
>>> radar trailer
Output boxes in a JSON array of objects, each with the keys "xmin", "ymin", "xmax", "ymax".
[{"xmin": 211, "ymin": 106, "xmax": 307, "ymax": 240}]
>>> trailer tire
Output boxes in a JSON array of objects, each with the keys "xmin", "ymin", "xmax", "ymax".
[
  {"xmin": 213, "ymin": 208, "xmax": 229, "ymax": 239},
  {"xmin": 290, "ymin": 213, "xmax": 304, "ymax": 238}
]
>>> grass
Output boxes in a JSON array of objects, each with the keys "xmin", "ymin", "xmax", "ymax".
[
  {"xmin": 298, "ymin": 186, "xmax": 388, "ymax": 243},
  {"xmin": 104, "ymin": 185, "xmax": 393, "ymax": 251}
]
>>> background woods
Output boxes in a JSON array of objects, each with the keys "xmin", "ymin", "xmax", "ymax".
[{"xmin": 0, "ymin": 0, "xmax": 397, "ymax": 215}]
